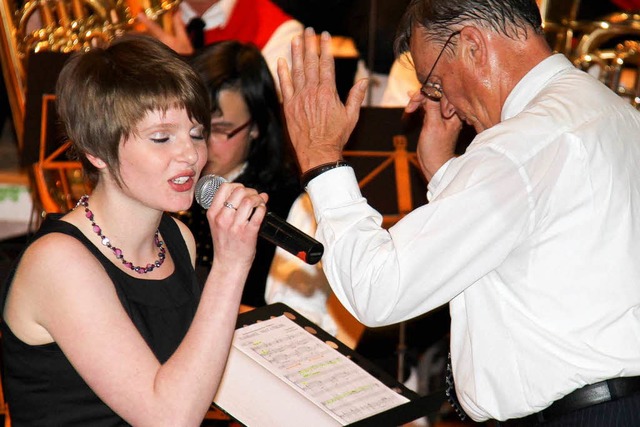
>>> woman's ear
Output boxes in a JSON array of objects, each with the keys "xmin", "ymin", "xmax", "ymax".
[
  {"xmin": 86, "ymin": 153, "xmax": 107, "ymax": 169},
  {"xmin": 249, "ymin": 125, "xmax": 259, "ymax": 140}
]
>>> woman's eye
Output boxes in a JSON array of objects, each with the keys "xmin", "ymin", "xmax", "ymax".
[
  {"xmin": 190, "ymin": 126, "xmax": 205, "ymax": 140},
  {"xmin": 150, "ymin": 133, "xmax": 171, "ymax": 143}
]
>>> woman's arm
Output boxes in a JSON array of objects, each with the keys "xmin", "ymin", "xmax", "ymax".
[{"xmin": 4, "ymin": 184, "xmax": 267, "ymax": 427}]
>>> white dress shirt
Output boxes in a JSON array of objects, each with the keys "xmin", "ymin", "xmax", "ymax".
[
  {"xmin": 180, "ymin": 0, "xmax": 302, "ymax": 90},
  {"xmin": 306, "ymin": 54, "xmax": 640, "ymax": 421}
]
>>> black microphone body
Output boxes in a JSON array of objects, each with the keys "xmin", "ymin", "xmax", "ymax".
[{"xmin": 194, "ymin": 174, "xmax": 324, "ymax": 265}]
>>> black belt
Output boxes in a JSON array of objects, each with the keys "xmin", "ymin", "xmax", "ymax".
[{"xmin": 498, "ymin": 376, "xmax": 640, "ymax": 426}]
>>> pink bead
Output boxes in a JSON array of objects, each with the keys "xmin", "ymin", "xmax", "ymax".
[
  {"xmin": 93, "ymin": 225, "xmax": 101, "ymax": 234},
  {"xmin": 114, "ymin": 248, "xmax": 123, "ymax": 259}
]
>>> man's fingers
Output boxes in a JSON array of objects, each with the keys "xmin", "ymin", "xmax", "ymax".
[
  {"xmin": 423, "ymin": 97, "xmax": 447, "ymax": 125},
  {"xmin": 277, "ymin": 58, "xmax": 294, "ymax": 102},
  {"xmin": 290, "ymin": 34, "xmax": 305, "ymax": 90},
  {"xmin": 303, "ymin": 28, "xmax": 319, "ymax": 85},
  {"xmin": 345, "ymin": 79, "xmax": 368, "ymax": 124},
  {"xmin": 318, "ymin": 31, "xmax": 335, "ymax": 85},
  {"xmin": 405, "ymin": 89, "xmax": 426, "ymax": 113}
]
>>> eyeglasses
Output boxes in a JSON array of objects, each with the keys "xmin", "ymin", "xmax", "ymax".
[
  {"xmin": 420, "ymin": 30, "xmax": 461, "ymax": 101},
  {"xmin": 210, "ymin": 119, "xmax": 252, "ymax": 140}
]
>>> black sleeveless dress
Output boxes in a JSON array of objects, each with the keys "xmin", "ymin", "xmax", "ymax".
[{"xmin": 0, "ymin": 213, "xmax": 201, "ymax": 426}]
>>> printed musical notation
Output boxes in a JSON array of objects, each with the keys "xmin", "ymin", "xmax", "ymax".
[{"xmin": 234, "ymin": 315, "xmax": 409, "ymax": 425}]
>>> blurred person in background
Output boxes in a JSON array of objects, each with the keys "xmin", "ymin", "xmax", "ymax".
[{"xmin": 138, "ymin": 0, "xmax": 303, "ymax": 91}]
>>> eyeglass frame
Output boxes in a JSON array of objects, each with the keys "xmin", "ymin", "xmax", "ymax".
[
  {"xmin": 420, "ymin": 30, "xmax": 462, "ymax": 101},
  {"xmin": 210, "ymin": 118, "xmax": 253, "ymax": 140}
]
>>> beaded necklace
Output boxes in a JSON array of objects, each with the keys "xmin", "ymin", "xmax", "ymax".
[{"xmin": 78, "ymin": 195, "xmax": 166, "ymax": 274}]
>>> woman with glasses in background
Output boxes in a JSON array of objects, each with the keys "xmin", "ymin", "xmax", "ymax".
[{"xmin": 183, "ymin": 40, "xmax": 304, "ymax": 309}]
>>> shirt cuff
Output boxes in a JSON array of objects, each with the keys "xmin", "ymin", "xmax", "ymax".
[{"xmin": 306, "ymin": 166, "xmax": 362, "ymax": 209}]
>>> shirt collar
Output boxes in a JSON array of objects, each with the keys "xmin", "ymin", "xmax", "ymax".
[
  {"xmin": 225, "ymin": 161, "xmax": 247, "ymax": 182},
  {"xmin": 180, "ymin": 0, "xmax": 237, "ymax": 30},
  {"xmin": 501, "ymin": 54, "xmax": 574, "ymax": 121}
]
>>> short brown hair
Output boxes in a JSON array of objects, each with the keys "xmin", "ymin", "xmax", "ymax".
[{"xmin": 56, "ymin": 33, "xmax": 210, "ymax": 186}]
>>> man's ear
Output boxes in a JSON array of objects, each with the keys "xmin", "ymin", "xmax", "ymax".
[
  {"xmin": 459, "ymin": 26, "xmax": 488, "ymax": 69},
  {"xmin": 86, "ymin": 153, "xmax": 107, "ymax": 169}
]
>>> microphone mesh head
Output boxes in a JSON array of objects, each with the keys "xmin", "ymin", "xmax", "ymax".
[{"xmin": 195, "ymin": 174, "xmax": 227, "ymax": 208}]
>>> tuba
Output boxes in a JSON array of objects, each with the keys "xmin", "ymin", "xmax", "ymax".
[
  {"xmin": 0, "ymin": 0, "xmax": 180, "ymax": 149},
  {"xmin": 572, "ymin": 12, "xmax": 640, "ymax": 109},
  {"xmin": 538, "ymin": 1, "xmax": 640, "ymax": 110},
  {"xmin": 537, "ymin": 0, "xmax": 582, "ymax": 56}
]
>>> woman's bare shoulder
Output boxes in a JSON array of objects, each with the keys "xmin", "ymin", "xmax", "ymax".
[{"xmin": 5, "ymin": 230, "xmax": 110, "ymax": 344}]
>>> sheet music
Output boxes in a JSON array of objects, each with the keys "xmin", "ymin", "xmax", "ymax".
[{"xmin": 233, "ymin": 315, "xmax": 409, "ymax": 425}]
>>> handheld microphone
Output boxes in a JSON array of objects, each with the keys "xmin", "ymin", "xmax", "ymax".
[{"xmin": 194, "ymin": 174, "xmax": 324, "ymax": 265}]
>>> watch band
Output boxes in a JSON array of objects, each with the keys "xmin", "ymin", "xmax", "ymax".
[{"xmin": 300, "ymin": 160, "xmax": 351, "ymax": 188}]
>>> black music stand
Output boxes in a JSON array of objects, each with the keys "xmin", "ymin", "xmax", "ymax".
[
  {"xmin": 21, "ymin": 51, "xmax": 70, "ymax": 168},
  {"xmin": 212, "ymin": 303, "xmax": 447, "ymax": 426}
]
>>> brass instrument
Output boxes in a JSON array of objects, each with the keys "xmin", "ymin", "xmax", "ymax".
[
  {"xmin": 539, "ymin": 1, "xmax": 640, "ymax": 110},
  {"xmin": 0, "ymin": 0, "xmax": 180, "ymax": 151},
  {"xmin": 572, "ymin": 13, "xmax": 640, "ymax": 110},
  {"xmin": 538, "ymin": 0, "xmax": 582, "ymax": 56}
]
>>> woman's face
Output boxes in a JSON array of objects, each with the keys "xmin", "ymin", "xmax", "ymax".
[
  {"xmin": 204, "ymin": 89, "xmax": 256, "ymax": 178},
  {"xmin": 116, "ymin": 106, "xmax": 207, "ymax": 212}
]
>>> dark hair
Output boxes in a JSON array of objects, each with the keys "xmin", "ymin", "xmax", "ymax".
[
  {"xmin": 190, "ymin": 40, "xmax": 298, "ymax": 193},
  {"xmin": 56, "ymin": 33, "xmax": 210, "ymax": 187},
  {"xmin": 395, "ymin": 0, "xmax": 543, "ymax": 55}
]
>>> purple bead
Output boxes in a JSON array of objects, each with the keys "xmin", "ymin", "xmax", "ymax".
[{"xmin": 79, "ymin": 203, "xmax": 166, "ymax": 274}]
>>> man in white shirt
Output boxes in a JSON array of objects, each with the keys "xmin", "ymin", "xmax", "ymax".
[{"xmin": 277, "ymin": 0, "xmax": 640, "ymax": 425}]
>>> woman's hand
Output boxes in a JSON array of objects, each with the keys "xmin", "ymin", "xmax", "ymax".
[{"xmin": 206, "ymin": 183, "xmax": 268, "ymax": 269}]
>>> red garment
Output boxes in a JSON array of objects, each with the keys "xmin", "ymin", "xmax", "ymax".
[
  {"xmin": 204, "ymin": 0, "xmax": 293, "ymax": 49},
  {"xmin": 611, "ymin": 0, "xmax": 640, "ymax": 10}
]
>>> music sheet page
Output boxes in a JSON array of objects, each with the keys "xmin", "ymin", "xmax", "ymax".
[{"xmin": 233, "ymin": 315, "xmax": 409, "ymax": 425}]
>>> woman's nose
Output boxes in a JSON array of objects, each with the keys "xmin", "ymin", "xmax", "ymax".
[{"xmin": 178, "ymin": 137, "xmax": 200, "ymax": 164}]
